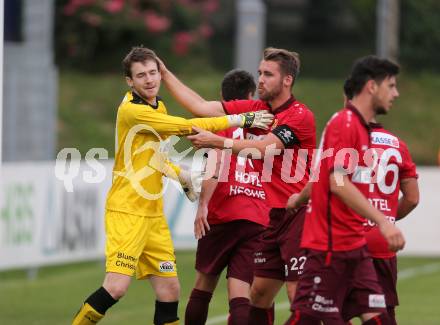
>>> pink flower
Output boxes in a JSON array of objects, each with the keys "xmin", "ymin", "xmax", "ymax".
[
  {"xmin": 203, "ymin": 0, "xmax": 219, "ymax": 14},
  {"xmin": 198, "ymin": 23, "xmax": 213, "ymax": 39},
  {"xmin": 104, "ymin": 0, "xmax": 125, "ymax": 14},
  {"xmin": 172, "ymin": 31, "xmax": 194, "ymax": 56},
  {"xmin": 144, "ymin": 11, "xmax": 171, "ymax": 34}
]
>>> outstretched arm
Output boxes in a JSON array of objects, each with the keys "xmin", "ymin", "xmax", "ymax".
[
  {"xmin": 124, "ymin": 103, "xmax": 272, "ymax": 136},
  {"xmin": 188, "ymin": 128, "xmax": 285, "ymax": 157},
  {"xmin": 159, "ymin": 58, "xmax": 225, "ymax": 117}
]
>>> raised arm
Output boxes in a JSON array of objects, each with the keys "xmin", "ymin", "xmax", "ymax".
[{"xmin": 159, "ymin": 58, "xmax": 225, "ymax": 117}]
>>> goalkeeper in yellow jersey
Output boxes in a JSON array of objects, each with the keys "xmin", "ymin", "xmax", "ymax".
[{"xmin": 72, "ymin": 47, "xmax": 273, "ymax": 325}]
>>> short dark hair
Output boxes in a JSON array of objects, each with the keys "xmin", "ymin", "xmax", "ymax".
[
  {"xmin": 263, "ymin": 47, "xmax": 300, "ymax": 82},
  {"xmin": 122, "ymin": 46, "xmax": 159, "ymax": 78},
  {"xmin": 343, "ymin": 79, "xmax": 354, "ymax": 100},
  {"xmin": 344, "ymin": 55, "xmax": 400, "ymax": 98},
  {"xmin": 221, "ymin": 69, "xmax": 256, "ymax": 101}
]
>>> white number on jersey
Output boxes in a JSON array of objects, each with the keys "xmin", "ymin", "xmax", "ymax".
[{"xmin": 370, "ymin": 148, "xmax": 402, "ymax": 195}]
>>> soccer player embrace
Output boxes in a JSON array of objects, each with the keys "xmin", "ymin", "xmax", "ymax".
[
  {"xmin": 71, "ymin": 47, "xmax": 273, "ymax": 325},
  {"xmin": 160, "ymin": 47, "xmax": 316, "ymax": 324}
]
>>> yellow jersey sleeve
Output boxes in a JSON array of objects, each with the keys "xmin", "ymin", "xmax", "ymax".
[{"xmin": 122, "ymin": 102, "xmax": 231, "ymax": 136}]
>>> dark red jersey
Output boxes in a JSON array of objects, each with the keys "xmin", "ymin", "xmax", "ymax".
[
  {"xmin": 207, "ymin": 127, "xmax": 270, "ymax": 226},
  {"xmin": 222, "ymin": 96, "xmax": 316, "ymax": 208},
  {"xmin": 302, "ymin": 102, "xmax": 373, "ymax": 252}
]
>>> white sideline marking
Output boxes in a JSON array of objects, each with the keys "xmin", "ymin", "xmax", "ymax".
[
  {"xmin": 397, "ymin": 262, "xmax": 440, "ymax": 280},
  {"xmin": 205, "ymin": 262, "xmax": 440, "ymax": 325}
]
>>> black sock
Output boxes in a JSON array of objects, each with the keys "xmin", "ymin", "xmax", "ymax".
[
  {"xmin": 85, "ymin": 287, "xmax": 118, "ymax": 315},
  {"xmin": 154, "ymin": 300, "xmax": 179, "ymax": 325}
]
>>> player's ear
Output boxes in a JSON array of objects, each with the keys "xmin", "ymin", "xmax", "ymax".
[
  {"xmin": 126, "ymin": 76, "xmax": 133, "ymax": 88},
  {"xmin": 284, "ymin": 74, "xmax": 293, "ymax": 88},
  {"xmin": 366, "ymin": 79, "xmax": 378, "ymax": 94}
]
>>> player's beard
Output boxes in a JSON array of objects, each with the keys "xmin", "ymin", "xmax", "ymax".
[
  {"xmin": 372, "ymin": 95, "xmax": 388, "ymax": 115},
  {"xmin": 258, "ymin": 81, "xmax": 283, "ymax": 102},
  {"xmin": 374, "ymin": 106, "xmax": 387, "ymax": 115}
]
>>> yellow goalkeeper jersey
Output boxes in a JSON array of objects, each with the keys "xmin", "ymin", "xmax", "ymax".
[{"xmin": 105, "ymin": 91, "xmax": 230, "ymax": 217}]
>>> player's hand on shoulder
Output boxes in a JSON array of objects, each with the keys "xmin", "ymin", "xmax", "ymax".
[{"xmin": 194, "ymin": 204, "xmax": 210, "ymax": 240}]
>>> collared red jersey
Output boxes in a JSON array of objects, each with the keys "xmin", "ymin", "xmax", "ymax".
[
  {"xmin": 301, "ymin": 102, "xmax": 372, "ymax": 252},
  {"xmin": 106, "ymin": 91, "xmax": 233, "ymax": 217},
  {"xmin": 222, "ymin": 96, "xmax": 316, "ymax": 208},
  {"xmin": 363, "ymin": 123, "xmax": 418, "ymax": 258},
  {"xmin": 207, "ymin": 127, "xmax": 270, "ymax": 226}
]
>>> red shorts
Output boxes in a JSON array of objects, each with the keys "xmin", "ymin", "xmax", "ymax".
[
  {"xmin": 254, "ymin": 207, "xmax": 306, "ymax": 282},
  {"xmin": 195, "ymin": 219, "xmax": 265, "ymax": 284},
  {"xmin": 342, "ymin": 256, "xmax": 398, "ymax": 321},
  {"xmin": 292, "ymin": 246, "xmax": 386, "ymax": 323}
]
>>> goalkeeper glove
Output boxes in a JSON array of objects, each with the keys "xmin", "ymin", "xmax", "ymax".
[
  {"xmin": 227, "ymin": 110, "xmax": 274, "ymax": 130},
  {"xmin": 178, "ymin": 169, "xmax": 203, "ymax": 202}
]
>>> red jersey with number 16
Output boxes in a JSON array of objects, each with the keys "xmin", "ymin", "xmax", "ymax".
[{"xmin": 362, "ymin": 123, "xmax": 418, "ymax": 258}]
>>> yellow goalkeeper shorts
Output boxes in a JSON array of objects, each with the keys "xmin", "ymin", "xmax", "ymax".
[{"xmin": 105, "ymin": 210, "xmax": 177, "ymax": 279}]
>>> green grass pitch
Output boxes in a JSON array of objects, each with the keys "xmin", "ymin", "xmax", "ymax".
[{"xmin": 1, "ymin": 252, "xmax": 439, "ymax": 324}]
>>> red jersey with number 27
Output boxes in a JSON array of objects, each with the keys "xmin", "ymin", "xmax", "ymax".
[{"xmin": 362, "ymin": 123, "xmax": 418, "ymax": 258}]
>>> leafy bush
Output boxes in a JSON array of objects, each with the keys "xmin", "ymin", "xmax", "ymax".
[
  {"xmin": 401, "ymin": 0, "xmax": 440, "ymax": 71},
  {"xmin": 55, "ymin": 0, "xmax": 219, "ymax": 71}
]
